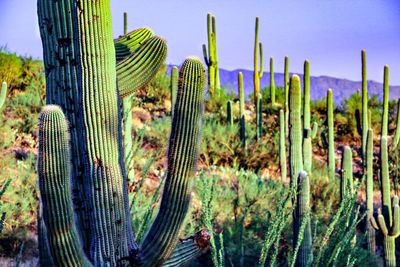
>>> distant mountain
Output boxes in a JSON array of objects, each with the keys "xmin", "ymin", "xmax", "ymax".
[{"xmin": 167, "ymin": 65, "xmax": 400, "ymax": 103}]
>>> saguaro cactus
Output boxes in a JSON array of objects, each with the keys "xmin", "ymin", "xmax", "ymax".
[
  {"xmin": 371, "ymin": 137, "xmax": 399, "ymax": 267},
  {"xmin": 170, "ymin": 66, "xmax": 178, "ymax": 117},
  {"xmin": 327, "ymin": 89, "xmax": 335, "ymax": 180},
  {"xmin": 203, "ymin": 13, "xmax": 220, "ymax": 95},
  {"xmin": 254, "ymin": 17, "xmax": 264, "ymax": 140},
  {"xmin": 37, "ymin": 1, "xmax": 208, "ymax": 265},
  {"xmin": 366, "ymin": 129, "xmax": 376, "ymax": 253},
  {"xmin": 361, "ymin": 50, "xmax": 369, "ymax": 160},
  {"xmin": 284, "ymin": 56, "xmax": 289, "ymax": 137},
  {"xmin": 0, "ymin": 81, "xmax": 6, "ymax": 110},
  {"xmin": 280, "ymin": 109, "xmax": 287, "ymax": 183},
  {"xmin": 303, "ymin": 60, "xmax": 312, "ymax": 173},
  {"xmin": 227, "ymin": 100, "xmax": 233, "ymax": 126},
  {"xmin": 238, "ymin": 72, "xmax": 246, "ymax": 150},
  {"xmin": 382, "ymin": 65, "xmax": 389, "ymax": 137},
  {"xmin": 340, "ymin": 146, "xmax": 354, "ymax": 202},
  {"xmin": 289, "ymin": 75, "xmax": 312, "ymax": 266},
  {"xmin": 270, "ymin": 57, "xmax": 275, "ymax": 106}
]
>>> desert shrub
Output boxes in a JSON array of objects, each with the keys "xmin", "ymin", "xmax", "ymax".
[{"xmin": 0, "ymin": 48, "xmax": 23, "ymax": 90}]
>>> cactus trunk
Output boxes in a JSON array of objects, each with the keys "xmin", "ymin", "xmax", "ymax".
[
  {"xmin": 284, "ymin": 56, "xmax": 289, "ymax": 137},
  {"xmin": 382, "ymin": 65, "xmax": 389, "ymax": 137},
  {"xmin": 383, "ymin": 236, "xmax": 396, "ymax": 267},
  {"xmin": 170, "ymin": 66, "xmax": 178, "ymax": 117},
  {"xmin": 366, "ymin": 129, "xmax": 376, "ymax": 253},
  {"xmin": 270, "ymin": 57, "xmax": 275, "ymax": 106},
  {"xmin": 362, "ymin": 50, "xmax": 369, "ymax": 160},
  {"xmin": 227, "ymin": 100, "xmax": 233, "ymax": 126},
  {"xmin": 303, "ymin": 60, "xmax": 312, "ymax": 173},
  {"xmin": 238, "ymin": 72, "xmax": 246, "ymax": 150},
  {"xmin": 327, "ymin": 89, "xmax": 335, "ymax": 180},
  {"xmin": 280, "ymin": 109, "xmax": 287, "ymax": 183},
  {"xmin": 340, "ymin": 146, "xmax": 354, "ymax": 202}
]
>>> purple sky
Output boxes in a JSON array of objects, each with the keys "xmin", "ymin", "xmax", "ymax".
[{"xmin": 1, "ymin": 0, "xmax": 399, "ymax": 84}]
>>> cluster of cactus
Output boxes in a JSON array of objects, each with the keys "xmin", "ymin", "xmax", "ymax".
[
  {"xmin": 203, "ymin": 13, "xmax": 220, "ymax": 96},
  {"xmin": 253, "ymin": 17, "xmax": 264, "ymax": 140},
  {"xmin": 37, "ymin": 1, "xmax": 210, "ymax": 266}
]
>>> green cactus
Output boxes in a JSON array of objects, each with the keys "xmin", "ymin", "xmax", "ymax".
[
  {"xmin": 366, "ymin": 128, "xmax": 376, "ymax": 254},
  {"xmin": 115, "ymin": 27, "xmax": 155, "ymax": 62},
  {"xmin": 0, "ymin": 81, "xmax": 6, "ymax": 110},
  {"xmin": 37, "ymin": 1, "xmax": 208, "ymax": 265},
  {"xmin": 227, "ymin": 100, "xmax": 233, "ymax": 126},
  {"xmin": 38, "ymin": 105, "xmax": 92, "ymax": 266},
  {"xmin": 280, "ymin": 109, "xmax": 287, "ymax": 183},
  {"xmin": 311, "ymin": 122, "xmax": 318, "ymax": 139},
  {"xmin": 257, "ymin": 93, "xmax": 263, "ymax": 139},
  {"xmin": 203, "ymin": 13, "xmax": 220, "ymax": 95},
  {"xmin": 254, "ymin": 17, "xmax": 264, "ymax": 141},
  {"xmin": 170, "ymin": 66, "xmax": 178, "ymax": 117},
  {"xmin": 303, "ymin": 60, "xmax": 312, "ymax": 173},
  {"xmin": 284, "ymin": 56, "xmax": 289, "ymax": 137},
  {"xmin": 370, "ymin": 135, "xmax": 399, "ymax": 267},
  {"xmin": 238, "ymin": 72, "xmax": 246, "ymax": 150},
  {"xmin": 382, "ymin": 65, "xmax": 389, "ymax": 137},
  {"xmin": 289, "ymin": 75, "xmax": 313, "ymax": 266},
  {"xmin": 361, "ymin": 50, "xmax": 369, "ymax": 161},
  {"xmin": 270, "ymin": 57, "xmax": 275, "ymax": 106},
  {"xmin": 327, "ymin": 89, "xmax": 335, "ymax": 180},
  {"xmin": 340, "ymin": 146, "xmax": 354, "ymax": 202}
]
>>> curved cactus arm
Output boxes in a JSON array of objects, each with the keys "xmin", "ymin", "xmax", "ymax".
[
  {"xmin": 38, "ymin": 105, "xmax": 92, "ymax": 267},
  {"xmin": 390, "ymin": 203, "xmax": 399, "ymax": 236},
  {"xmin": 202, "ymin": 44, "xmax": 210, "ymax": 66},
  {"xmin": 117, "ymin": 36, "xmax": 167, "ymax": 98},
  {"xmin": 138, "ymin": 57, "xmax": 206, "ymax": 266},
  {"xmin": 0, "ymin": 81, "xmax": 6, "ymax": 110},
  {"xmin": 393, "ymin": 99, "xmax": 400, "ymax": 149},
  {"xmin": 162, "ymin": 230, "xmax": 211, "ymax": 267},
  {"xmin": 370, "ymin": 216, "xmax": 379, "ymax": 230},
  {"xmin": 377, "ymin": 213, "xmax": 389, "ymax": 236},
  {"xmin": 115, "ymin": 27, "xmax": 155, "ymax": 62}
]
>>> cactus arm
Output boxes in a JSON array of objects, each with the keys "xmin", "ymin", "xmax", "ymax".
[
  {"xmin": 270, "ymin": 57, "xmax": 275, "ymax": 106},
  {"xmin": 123, "ymin": 12, "xmax": 128, "ymax": 35},
  {"xmin": 238, "ymin": 72, "xmax": 246, "ymax": 150},
  {"xmin": 170, "ymin": 66, "xmax": 179, "ymax": 117},
  {"xmin": 390, "ymin": 204, "xmax": 399, "ymax": 236},
  {"xmin": 37, "ymin": 106, "xmax": 91, "ymax": 267},
  {"xmin": 377, "ymin": 213, "xmax": 389, "ymax": 236},
  {"xmin": 139, "ymin": 57, "xmax": 206, "ymax": 266},
  {"xmin": 392, "ymin": 99, "xmax": 400, "ymax": 149},
  {"xmin": 0, "ymin": 81, "xmax": 6, "ymax": 110},
  {"xmin": 259, "ymin": 43, "xmax": 264, "ymax": 78},
  {"xmin": 280, "ymin": 109, "xmax": 287, "ymax": 183},
  {"xmin": 370, "ymin": 216, "xmax": 379, "ymax": 230},
  {"xmin": 382, "ymin": 65, "xmax": 389, "ymax": 137},
  {"xmin": 327, "ymin": 89, "xmax": 335, "ymax": 180},
  {"xmin": 162, "ymin": 230, "xmax": 210, "ymax": 267},
  {"xmin": 212, "ymin": 15, "xmax": 220, "ymax": 90},
  {"xmin": 115, "ymin": 28, "xmax": 155, "ymax": 62},
  {"xmin": 116, "ymin": 36, "xmax": 167, "ymax": 98}
]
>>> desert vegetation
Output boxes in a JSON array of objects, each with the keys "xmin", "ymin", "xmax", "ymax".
[{"xmin": 0, "ymin": 2, "xmax": 399, "ymax": 267}]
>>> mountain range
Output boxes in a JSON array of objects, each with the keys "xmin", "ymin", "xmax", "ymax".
[{"xmin": 168, "ymin": 65, "xmax": 400, "ymax": 103}]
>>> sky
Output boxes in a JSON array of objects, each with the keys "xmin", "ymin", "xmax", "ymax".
[{"xmin": 0, "ymin": 0, "xmax": 399, "ymax": 84}]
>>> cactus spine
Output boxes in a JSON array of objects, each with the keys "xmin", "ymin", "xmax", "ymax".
[
  {"xmin": 203, "ymin": 13, "xmax": 220, "ymax": 95},
  {"xmin": 340, "ymin": 146, "xmax": 354, "ymax": 202},
  {"xmin": 238, "ymin": 72, "xmax": 246, "ymax": 150},
  {"xmin": 270, "ymin": 57, "xmax": 275, "ymax": 106},
  {"xmin": 170, "ymin": 66, "xmax": 178, "ymax": 117},
  {"xmin": 0, "ymin": 81, "xmax": 6, "ymax": 110},
  {"xmin": 227, "ymin": 100, "xmax": 233, "ymax": 126},
  {"xmin": 280, "ymin": 109, "xmax": 287, "ymax": 183},
  {"xmin": 254, "ymin": 17, "xmax": 264, "ymax": 140},
  {"xmin": 371, "ymin": 135, "xmax": 399, "ymax": 267},
  {"xmin": 366, "ymin": 129, "xmax": 376, "ymax": 253},
  {"xmin": 37, "ymin": 1, "xmax": 207, "ymax": 265},
  {"xmin": 327, "ymin": 89, "xmax": 335, "ymax": 180},
  {"xmin": 289, "ymin": 75, "xmax": 312, "ymax": 266},
  {"xmin": 303, "ymin": 60, "xmax": 312, "ymax": 173}
]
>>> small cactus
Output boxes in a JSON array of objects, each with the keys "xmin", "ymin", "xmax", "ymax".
[
  {"xmin": 340, "ymin": 146, "xmax": 354, "ymax": 202},
  {"xmin": 203, "ymin": 13, "xmax": 220, "ymax": 95}
]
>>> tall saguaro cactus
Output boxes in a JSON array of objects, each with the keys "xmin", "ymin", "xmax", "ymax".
[
  {"xmin": 303, "ymin": 60, "xmax": 312, "ymax": 173},
  {"xmin": 361, "ymin": 50, "xmax": 369, "ymax": 160},
  {"xmin": 238, "ymin": 72, "xmax": 246, "ymax": 150},
  {"xmin": 371, "ymin": 135, "xmax": 400, "ymax": 267},
  {"xmin": 284, "ymin": 56, "xmax": 289, "ymax": 137},
  {"xmin": 280, "ymin": 109, "xmax": 287, "ymax": 183},
  {"xmin": 37, "ymin": 1, "xmax": 208, "ymax": 265},
  {"xmin": 203, "ymin": 13, "xmax": 220, "ymax": 95},
  {"xmin": 289, "ymin": 75, "xmax": 312, "ymax": 266},
  {"xmin": 270, "ymin": 57, "xmax": 275, "ymax": 106},
  {"xmin": 327, "ymin": 89, "xmax": 335, "ymax": 180},
  {"xmin": 382, "ymin": 65, "xmax": 389, "ymax": 137},
  {"xmin": 254, "ymin": 17, "xmax": 264, "ymax": 141}
]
